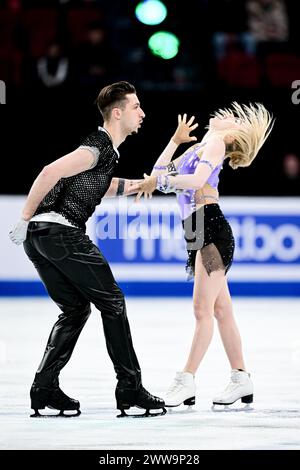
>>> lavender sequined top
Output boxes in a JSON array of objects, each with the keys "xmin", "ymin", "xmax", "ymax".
[{"xmin": 176, "ymin": 142, "xmax": 224, "ymax": 220}]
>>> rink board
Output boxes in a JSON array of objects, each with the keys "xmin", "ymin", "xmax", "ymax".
[{"xmin": 1, "ymin": 196, "xmax": 300, "ymax": 296}]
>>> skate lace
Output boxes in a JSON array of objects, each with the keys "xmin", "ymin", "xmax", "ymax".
[
  {"xmin": 52, "ymin": 388, "xmax": 72, "ymax": 406},
  {"xmin": 56, "ymin": 388, "xmax": 68, "ymax": 399},
  {"xmin": 139, "ymin": 386, "xmax": 151, "ymax": 399},
  {"xmin": 167, "ymin": 377, "xmax": 184, "ymax": 395},
  {"xmin": 138, "ymin": 386, "xmax": 162, "ymax": 405},
  {"xmin": 224, "ymin": 375, "xmax": 240, "ymax": 393}
]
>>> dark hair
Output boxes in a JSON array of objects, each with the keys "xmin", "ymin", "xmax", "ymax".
[{"xmin": 96, "ymin": 81, "xmax": 136, "ymax": 121}]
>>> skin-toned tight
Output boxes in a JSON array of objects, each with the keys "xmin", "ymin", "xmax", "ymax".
[{"xmin": 183, "ymin": 250, "xmax": 246, "ymax": 374}]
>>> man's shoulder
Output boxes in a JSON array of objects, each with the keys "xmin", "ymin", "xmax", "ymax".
[{"xmin": 80, "ymin": 129, "xmax": 112, "ymax": 149}]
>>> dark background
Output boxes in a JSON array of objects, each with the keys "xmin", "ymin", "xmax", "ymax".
[{"xmin": 1, "ymin": 0, "xmax": 300, "ymax": 196}]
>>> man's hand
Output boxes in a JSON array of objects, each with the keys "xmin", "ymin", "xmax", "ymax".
[
  {"xmin": 134, "ymin": 174, "xmax": 157, "ymax": 202},
  {"xmin": 172, "ymin": 114, "xmax": 198, "ymax": 146},
  {"xmin": 9, "ymin": 219, "xmax": 29, "ymax": 245}
]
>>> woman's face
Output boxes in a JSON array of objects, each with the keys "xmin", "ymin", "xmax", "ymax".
[
  {"xmin": 209, "ymin": 115, "xmax": 242, "ymax": 131},
  {"xmin": 209, "ymin": 115, "xmax": 244, "ymax": 144}
]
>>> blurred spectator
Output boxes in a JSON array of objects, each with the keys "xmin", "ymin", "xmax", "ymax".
[
  {"xmin": 281, "ymin": 153, "xmax": 300, "ymax": 195},
  {"xmin": 37, "ymin": 41, "xmax": 69, "ymax": 88},
  {"xmin": 19, "ymin": 0, "xmax": 103, "ymax": 6},
  {"xmin": 7, "ymin": 0, "xmax": 22, "ymax": 12},
  {"xmin": 73, "ymin": 21, "xmax": 119, "ymax": 89},
  {"xmin": 246, "ymin": 0, "xmax": 289, "ymax": 54},
  {"xmin": 210, "ymin": 0, "xmax": 256, "ymax": 60}
]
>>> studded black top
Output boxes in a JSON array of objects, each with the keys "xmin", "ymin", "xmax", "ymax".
[{"xmin": 33, "ymin": 130, "xmax": 119, "ymax": 230}]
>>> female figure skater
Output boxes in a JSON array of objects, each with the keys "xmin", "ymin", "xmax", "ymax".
[{"xmin": 136, "ymin": 103, "xmax": 274, "ymax": 408}]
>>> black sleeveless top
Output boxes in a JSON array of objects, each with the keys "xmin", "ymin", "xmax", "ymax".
[{"xmin": 34, "ymin": 130, "xmax": 119, "ymax": 230}]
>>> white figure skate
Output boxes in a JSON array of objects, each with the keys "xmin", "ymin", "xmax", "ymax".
[
  {"xmin": 164, "ymin": 371, "xmax": 196, "ymax": 409},
  {"xmin": 212, "ymin": 369, "xmax": 253, "ymax": 412}
]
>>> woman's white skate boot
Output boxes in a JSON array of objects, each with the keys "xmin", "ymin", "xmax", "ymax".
[
  {"xmin": 164, "ymin": 372, "xmax": 196, "ymax": 408},
  {"xmin": 212, "ymin": 369, "xmax": 253, "ymax": 411}
]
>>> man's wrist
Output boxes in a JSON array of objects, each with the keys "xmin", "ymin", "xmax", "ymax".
[
  {"xmin": 22, "ymin": 214, "xmax": 31, "ymax": 222},
  {"xmin": 148, "ymin": 175, "xmax": 157, "ymax": 193}
]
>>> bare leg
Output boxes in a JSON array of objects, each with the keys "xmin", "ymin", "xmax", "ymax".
[
  {"xmin": 214, "ymin": 279, "xmax": 246, "ymax": 370},
  {"xmin": 183, "ymin": 250, "xmax": 226, "ymax": 375}
]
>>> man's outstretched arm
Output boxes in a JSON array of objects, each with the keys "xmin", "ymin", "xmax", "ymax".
[{"xmin": 104, "ymin": 178, "xmax": 142, "ymax": 197}]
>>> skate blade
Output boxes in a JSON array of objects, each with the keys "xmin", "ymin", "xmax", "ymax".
[
  {"xmin": 167, "ymin": 405, "xmax": 196, "ymax": 414},
  {"xmin": 117, "ymin": 407, "xmax": 167, "ymax": 418},
  {"xmin": 211, "ymin": 404, "xmax": 254, "ymax": 413},
  {"xmin": 168, "ymin": 408, "xmax": 196, "ymax": 415},
  {"xmin": 30, "ymin": 409, "xmax": 81, "ymax": 418}
]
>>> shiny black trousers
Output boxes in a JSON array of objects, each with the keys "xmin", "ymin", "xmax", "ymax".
[{"xmin": 24, "ymin": 222, "xmax": 141, "ymax": 390}]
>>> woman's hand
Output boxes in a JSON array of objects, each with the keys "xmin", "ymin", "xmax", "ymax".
[
  {"xmin": 172, "ymin": 114, "xmax": 198, "ymax": 146},
  {"xmin": 134, "ymin": 174, "xmax": 157, "ymax": 202}
]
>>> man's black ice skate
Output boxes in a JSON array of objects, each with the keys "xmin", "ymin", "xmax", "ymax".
[
  {"xmin": 30, "ymin": 385, "xmax": 81, "ymax": 418},
  {"xmin": 116, "ymin": 385, "xmax": 166, "ymax": 418}
]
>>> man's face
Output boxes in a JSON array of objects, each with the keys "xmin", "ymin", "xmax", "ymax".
[{"xmin": 120, "ymin": 94, "xmax": 145, "ymax": 135}]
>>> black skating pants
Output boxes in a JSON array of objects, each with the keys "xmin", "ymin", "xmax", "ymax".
[{"xmin": 24, "ymin": 222, "xmax": 141, "ymax": 390}]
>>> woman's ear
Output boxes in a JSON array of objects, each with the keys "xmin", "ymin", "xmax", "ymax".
[
  {"xmin": 226, "ymin": 141, "xmax": 238, "ymax": 152},
  {"xmin": 225, "ymin": 135, "xmax": 235, "ymax": 145}
]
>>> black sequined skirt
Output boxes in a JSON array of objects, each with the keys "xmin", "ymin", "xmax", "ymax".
[{"xmin": 182, "ymin": 204, "xmax": 235, "ymax": 279}]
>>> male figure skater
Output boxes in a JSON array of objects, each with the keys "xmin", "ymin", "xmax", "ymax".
[{"xmin": 9, "ymin": 81, "xmax": 165, "ymax": 418}]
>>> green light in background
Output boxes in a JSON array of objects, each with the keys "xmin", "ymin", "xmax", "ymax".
[
  {"xmin": 148, "ymin": 31, "xmax": 180, "ymax": 60},
  {"xmin": 135, "ymin": 0, "xmax": 167, "ymax": 26}
]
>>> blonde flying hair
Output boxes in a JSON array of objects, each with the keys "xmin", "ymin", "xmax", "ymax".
[{"xmin": 209, "ymin": 102, "xmax": 274, "ymax": 169}]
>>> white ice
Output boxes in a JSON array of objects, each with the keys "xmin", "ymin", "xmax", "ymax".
[{"xmin": 0, "ymin": 297, "xmax": 300, "ymax": 450}]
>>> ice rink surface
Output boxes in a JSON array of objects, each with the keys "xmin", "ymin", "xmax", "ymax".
[{"xmin": 1, "ymin": 297, "xmax": 300, "ymax": 450}]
